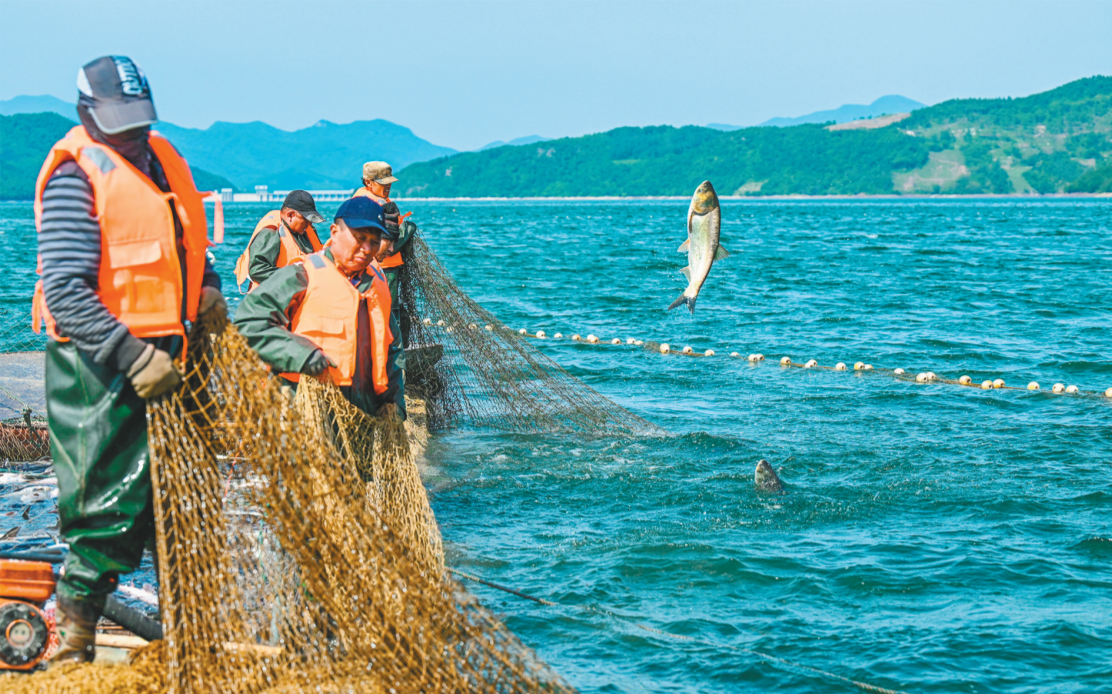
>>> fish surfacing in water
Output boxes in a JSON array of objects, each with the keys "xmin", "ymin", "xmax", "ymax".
[
  {"xmin": 754, "ymin": 459, "xmax": 784, "ymax": 492},
  {"xmin": 668, "ymin": 180, "xmax": 729, "ymax": 313}
]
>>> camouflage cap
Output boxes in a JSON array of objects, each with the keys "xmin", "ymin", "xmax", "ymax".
[{"xmin": 362, "ymin": 161, "xmax": 398, "ymax": 184}]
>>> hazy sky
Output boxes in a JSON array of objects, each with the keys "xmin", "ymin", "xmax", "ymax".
[{"xmin": 2, "ymin": 0, "xmax": 1109, "ymax": 150}]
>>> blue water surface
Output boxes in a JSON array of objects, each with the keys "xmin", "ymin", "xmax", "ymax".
[{"xmin": 1, "ymin": 199, "xmax": 1109, "ymax": 692}]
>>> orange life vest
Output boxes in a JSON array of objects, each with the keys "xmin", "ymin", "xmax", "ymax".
[
  {"xmin": 234, "ymin": 210, "xmax": 324, "ymax": 290},
  {"xmin": 281, "ymin": 251, "xmax": 393, "ymax": 393},
  {"xmin": 32, "ymin": 126, "xmax": 211, "ymax": 347},
  {"xmin": 353, "ymin": 186, "xmax": 408, "ymax": 269}
]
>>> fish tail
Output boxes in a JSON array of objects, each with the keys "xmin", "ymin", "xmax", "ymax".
[{"xmin": 667, "ymin": 294, "xmax": 697, "ymax": 314}]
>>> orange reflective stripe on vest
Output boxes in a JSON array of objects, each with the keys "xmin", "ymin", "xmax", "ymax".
[
  {"xmin": 234, "ymin": 210, "xmax": 323, "ymax": 290},
  {"xmin": 32, "ymin": 126, "xmax": 210, "ymax": 344},
  {"xmin": 353, "ymin": 186, "xmax": 405, "ymax": 268},
  {"xmin": 281, "ymin": 251, "xmax": 393, "ymax": 393}
]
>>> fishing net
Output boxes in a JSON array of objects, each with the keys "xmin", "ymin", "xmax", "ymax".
[
  {"xmin": 9, "ymin": 313, "xmax": 571, "ymax": 693},
  {"xmin": 0, "ymin": 308, "xmax": 49, "ymax": 463},
  {"xmin": 398, "ymin": 235, "xmax": 661, "ymax": 436}
]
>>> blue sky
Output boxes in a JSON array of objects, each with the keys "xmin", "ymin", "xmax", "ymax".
[{"xmin": 2, "ymin": 0, "xmax": 1109, "ymax": 150}]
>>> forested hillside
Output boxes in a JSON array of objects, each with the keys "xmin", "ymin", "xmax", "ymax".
[
  {"xmin": 0, "ymin": 113, "xmax": 236, "ymax": 200},
  {"xmin": 398, "ymin": 76, "xmax": 1112, "ymax": 197}
]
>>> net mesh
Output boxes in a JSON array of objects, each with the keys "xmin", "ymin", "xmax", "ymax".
[
  {"xmin": 10, "ymin": 313, "xmax": 571, "ymax": 693},
  {"xmin": 399, "ymin": 235, "xmax": 660, "ymax": 436}
]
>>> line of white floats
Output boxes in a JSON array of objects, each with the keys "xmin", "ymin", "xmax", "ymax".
[{"xmin": 419, "ymin": 318, "xmax": 1112, "ymax": 398}]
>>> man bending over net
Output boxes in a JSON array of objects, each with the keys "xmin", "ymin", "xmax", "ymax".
[{"xmin": 233, "ymin": 196, "xmax": 406, "ymax": 419}]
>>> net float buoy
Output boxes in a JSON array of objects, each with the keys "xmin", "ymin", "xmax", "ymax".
[
  {"xmin": 992, "ymin": 379, "xmax": 1005, "ymax": 389},
  {"xmin": 634, "ymin": 340, "xmax": 644, "ymax": 346},
  {"xmin": 554, "ymin": 332, "xmax": 563, "ymax": 338},
  {"xmin": 894, "ymin": 368, "xmax": 905, "ymax": 375},
  {"xmin": 518, "ymin": 328, "xmax": 527, "ymax": 335},
  {"xmin": 468, "ymin": 323, "xmax": 478, "ymax": 330},
  {"xmin": 586, "ymin": 334, "xmax": 599, "ymax": 343},
  {"xmin": 1065, "ymin": 385, "xmax": 1079, "ymax": 394},
  {"xmin": 981, "ymin": 380, "xmax": 992, "ymax": 389},
  {"xmin": 705, "ymin": 349, "xmax": 715, "ymax": 357},
  {"xmin": 1105, "ymin": 387, "xmax": 1112, "ymax": 398},
  {"xmin": 854, "ymin": 362, "xmax": 865, "ymax": 371},
  {"xmin": 682, "ymin": 346, "xmax": 694, "ymax": 354},
  {"xmin": 731, "ymin": 352, "xmax": 741, "ymax": 358},
  {"xmin": 423, "ymin": 318, "xmax": 432, "ymax": 325},
  {"xmin": 445, "ymin": 326, "xmax": 454, "ymax": 333},
  {"xmin": 748, "ymin": 354, "xmax": 765, "ymax": 362},
  {"xmin": 916, "ymin": 372, "xmax": 929, "ymax": 383},
  {"xmin": 804, "ymin": 359, "xmax": 818, "ymax": 368},
  {"xmin": 1052, "ymin": 383, "xmax": 1065, "ymax": 393},
  {"xmin": 437, "ymin": 320, "xmax": 447, "ymax": 327},
  {"xmin": 780, "ymin": 356, "xmax": 791, "ymax": 366},
  {"xmin": 485, "ymin": 324, "xmax": 493, "ymax": 331},
  {"xmin": 959, "ymin": 375, "xmax": 972, "ymax": 385},
  {"xmin": 660, "ymin": 343, "xmax": 671, "ymax": 354},
  {"xmin": 536, "ymin": 331, "xmax": 546, "ymax": 338},
  {"xmin": 1027, "ymin": 382, "xmax": 1040, "ymax": 390},
  {"xmin": 926, "ymin": 372, "xmax": 936, "ymax": 381},
  {"xmin": 571, "ymin": 334, "xmax": 581, "ymax": 341},
  {"xmin": 864, "ymin": 365, "xmax": 873, "ymax": 371},
  {"xmin": 835, "ymin": 362, "xmax": 847, "ymax": 371},
  {"xmin": 611, "ymin": 338, "xmax": 622, "ymax": 345},
  {"xmin": 627, "ymin": 338, "xmax": 636, "ymax": 345}
]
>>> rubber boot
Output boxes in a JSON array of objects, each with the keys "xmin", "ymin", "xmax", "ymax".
[{"xmin": 49, "ymin": 595, "xmax": 101, "ymax": 666}]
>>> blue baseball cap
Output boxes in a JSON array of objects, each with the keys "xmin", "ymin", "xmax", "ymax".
[{"xmin": 335, "ymin": 196, "xmax": 392, "ymax": 237}]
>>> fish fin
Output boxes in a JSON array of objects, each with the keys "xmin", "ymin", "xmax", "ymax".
[
  {"xmin": 677, "ymin": 239, "xmax": 690, "ymax": 253},
  {"xmin": 667, "ymin": 294, "xmax": 697, "ymax": 314},
  {"xmin": 714, "ymin": 245, "xmax": 731, "ymax": 261},
  {"xmin": 680, "ymin": 266, "xmax": 691, "ymax": 280}
]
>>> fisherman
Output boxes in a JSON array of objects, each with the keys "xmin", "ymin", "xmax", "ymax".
[
  {"xmin": 234, "ymin": 189, "xmax": 325, "ymax": 290},
  {"xmin": 33, "ymin": 55, "xmax": 225, "ymax": 664},
  {"xmin": 233, "ymin": 195, "xmax": 406, "ymax": 419},
  {"xmin": 353, "ymin": 161, "xmax": 418, "ymax": 345}
]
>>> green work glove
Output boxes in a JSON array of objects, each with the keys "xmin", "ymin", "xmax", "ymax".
[
  {"xmin": 396, "ymin": 219, "xmax": 417, "ymax": 251},
  {"xmin": 198, "ymin": 286, "xmax": 227, "ymax": 321},
  {"xmin": 302, "ymin": 349, "xmax": 337, "ymax": 376},
  {"xmin": 127, "ymin": 344, "xmax": 183, "ymax": 399}
]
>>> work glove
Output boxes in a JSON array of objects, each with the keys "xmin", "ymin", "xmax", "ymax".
[
  {"xmin": 381, "ymin": 201, "xmax": 401, "ymax": 240},
  {"xmin": 396, "ymin": 219, "xmax": 417, "ymax": 250},
  {"xmin": 127, "ymin": 344, "xmax": 183, "ymax": 399},
  {"xmin": 302, "ymin": 349, "xmax": 337, "ymax": 377},
  {"xmin": 198, "ymin": 286, "xmax": 227, "ymax": 321}
]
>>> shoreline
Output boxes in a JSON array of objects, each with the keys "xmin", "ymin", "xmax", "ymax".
[
  {"xmin": 397, "ymin": 193, "xmax": 1112, "ymax": 202},
  {"xmin": 3, "ymin": 193, "xmax": 1109, "ymax": 204}
]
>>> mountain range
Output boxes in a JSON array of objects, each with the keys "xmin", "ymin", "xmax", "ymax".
[
  {"xmin": 3, "ymin": 81, "xmax": 1110, "ymax": 198},
  {"xmin": 708, "ymin": 95, "xmax": 928, "ymax": 131},
  {"xmin": 394, "ymin": 76, "xmax": 1112, "ymax": 197}
]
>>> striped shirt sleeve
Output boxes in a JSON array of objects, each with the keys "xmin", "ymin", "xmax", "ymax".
[{"xmin": 38, "ymin": 162, "xmax": 147, "ymax": 370}]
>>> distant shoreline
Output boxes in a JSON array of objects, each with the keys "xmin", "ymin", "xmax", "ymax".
[{"xmin": 392, "ymin": 193, "xmax": 1112, "ymax": 202}]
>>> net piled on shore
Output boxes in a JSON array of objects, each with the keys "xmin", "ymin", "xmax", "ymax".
[
  {"xmin": 397, "ymin": 235, "xmax": 661, "ymax": 436},
  {"xmin": 0, "ymin": 308, "xmax": 49, "ymax": 462},
  {"xmin": 12, "ymin": 313, "xmax": 570, "ymax": 694}
]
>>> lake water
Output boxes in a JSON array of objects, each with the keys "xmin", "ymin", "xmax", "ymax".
[{"xmin": 2, "ymin": 199, "xmax": 1110, "ymax": 692}]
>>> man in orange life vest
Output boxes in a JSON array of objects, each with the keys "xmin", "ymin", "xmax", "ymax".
[
  {"xmin": 34, "ymin": 56, "xmax": 226, "ymax": 664},
  {"xmin": 353, "ymin": 161, "xmax": 418, "ymax": 345},
  {"xmin": 234, "ymin": 190, "xmax": 325, "ymax": 290},
  {"xmin": 233, "ymin": 196, "xmax": 405, "ymax": 419}
]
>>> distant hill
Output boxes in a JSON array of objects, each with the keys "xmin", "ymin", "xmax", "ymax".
[
  {"xmin": 708, "ymin": 95, "xmax": 926, "ymax": 131},
  {"xmin": 0, "ymin": 95, "xmax": 457, "ymax": 190},
  {"xmin": 479, "ymin": 135, "xmax": 549, "ymax": 151},
  {"xmin": 0, "ymin": 94, "xmax": 76, "ymax": 120},
  {"xmin": 397, "ymin": 77, "xmax": 1111, "ymax": 197},
  {"xmin": 154, "ymin": 119, "xmax": 456, "ymax": 190},
  {"xmin": 0, "ymin": 112, "xmax": 235, "ymax": 200}
]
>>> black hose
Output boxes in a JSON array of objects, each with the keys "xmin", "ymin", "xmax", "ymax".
[
  {"xmin": 0, "ymin": 549, "xmax": 65, "ymax": 563},
  {"xmin": 104, "ymin": 595, "xmax": 163, "ymax": 642}
]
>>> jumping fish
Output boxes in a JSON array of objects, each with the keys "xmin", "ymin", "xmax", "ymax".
[
  {"xmin": 668, "ymin": 180, "xmax": 728, "ymax": 313},
  {"xmin": 754, "ymin": 459, "xmax": 784, "ymax": 492}
]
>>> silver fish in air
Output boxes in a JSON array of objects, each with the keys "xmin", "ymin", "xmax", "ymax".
[
  {"xmin": 668, "ymin": 180, "xmax": 729, "ymax": 313},
  {"xmin": 754, "ymin": 459, "xmax": 784, "ymax": 492}
]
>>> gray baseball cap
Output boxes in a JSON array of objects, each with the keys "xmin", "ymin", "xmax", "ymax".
[{"xmin": 77, "ymin": 56, "xmax": 158, "ymax": 135}]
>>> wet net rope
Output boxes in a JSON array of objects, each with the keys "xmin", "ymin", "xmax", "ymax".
[
  {"xmin": 397, "ymin": 236, "xmax": 662, "ymax": 436},
  {"xmin": 8, "ymin": 313, "xmax": 572, "ymax": 693}
]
